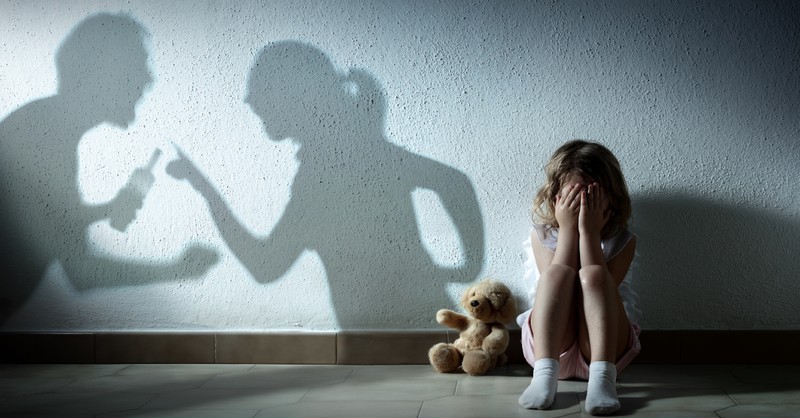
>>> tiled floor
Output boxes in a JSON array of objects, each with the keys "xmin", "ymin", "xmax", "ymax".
[{"xmin": 0, "ymin": 363, "xmax": 798, "ymax": 417}]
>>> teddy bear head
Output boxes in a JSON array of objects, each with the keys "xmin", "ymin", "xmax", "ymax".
[{"xmin": 460, "ymin": 279, "xmax": 517, "ymax": 324}]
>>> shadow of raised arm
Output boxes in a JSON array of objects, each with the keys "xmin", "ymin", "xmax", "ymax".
[{"xmin": 166, "ymin": 148, "xmax": 302, "ymax": 283}]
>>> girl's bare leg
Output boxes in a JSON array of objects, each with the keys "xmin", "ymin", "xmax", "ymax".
[
  {"xmin": 533, "ymin": 264, "xmax": 580, "ymax": 357},
  {"xmin": 578, "ymin": 265, "xmax": 630, "ymax": 415},
  {"xmin": 519, "ymin": 264, "xmax": 579, "ymax": 410}
]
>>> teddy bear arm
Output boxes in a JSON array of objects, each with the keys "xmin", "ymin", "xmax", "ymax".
[
  {"xmin": 481, "ymin": 325, "xmax": 510, "ymax": 355},
  {"xmin": 436, "ymin": 309, "xmax": 470, "ymax": 331}
]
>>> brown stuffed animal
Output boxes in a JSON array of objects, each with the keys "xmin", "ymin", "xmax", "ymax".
[{"xmin": 428, "ymin": 279, "xmax": 517, "ymax": 376}]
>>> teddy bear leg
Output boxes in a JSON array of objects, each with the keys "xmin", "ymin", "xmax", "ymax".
[
  {"xmin": 497, "ymin": 352, "xmax": 508, "ymax": 367},
  {"xmin": 462, "ymin": 350, "xmax": 495, "ymax": 376},
  {"xmin": 428, "ymin": 343, "xmax": 461, "ymax": 373}
]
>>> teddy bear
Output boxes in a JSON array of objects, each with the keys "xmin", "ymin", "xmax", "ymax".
[{"xmin": 428, "ymin": 279, "xmax": 517, "ymax": 376}]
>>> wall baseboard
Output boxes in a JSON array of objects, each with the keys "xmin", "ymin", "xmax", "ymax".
[{"xmin": 2, "ymin": 330, "xmax": 798, "ymax": 364}]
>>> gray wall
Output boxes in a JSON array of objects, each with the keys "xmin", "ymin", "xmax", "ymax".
[{"xmin": 1, "ymin": 0, "xmax": 798, "ymax": 331}]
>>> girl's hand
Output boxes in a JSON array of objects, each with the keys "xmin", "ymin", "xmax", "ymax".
[
  {"xmin": 555, "ymin": 183, "xmax": 582, "ymax": 232},
  {"xmin": 579, "ymin": 183, "xmax": 611, "ymax": 236}
]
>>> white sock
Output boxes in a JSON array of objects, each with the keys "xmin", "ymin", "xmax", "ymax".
[
  {"xmin": 585, "ymin": 361, "xmax": 620, "ymax": 415},
  {"xmin": 519, "ymin": 358, "xmax": 559, "ymax": 409}
]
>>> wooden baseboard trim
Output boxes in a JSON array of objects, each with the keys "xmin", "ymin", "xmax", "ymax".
[{"xmin": 1, "ymin": 330, "xmax": 798, "ymax": 364}]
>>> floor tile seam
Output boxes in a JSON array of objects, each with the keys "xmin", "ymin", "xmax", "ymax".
[
  {"xmin": 181, "ymin": 375, "xmax": 219, "ymax": 392},
  {"xmin": 121, "ymin": 392, "xmax": 163, "ymax": 412},
  {"xmin": 515, "ymin": 397, "xmax": 582, "ymax": 418},
  {"xmin": 248, "ymin": 396, "xmax": 300, "ymax": 417},
  {"xmin": 340, "ymin": 367, "xmax": 357, "ymax": 383},
  {"xmin": 415, "ymin": 399, "xmax": 425, "ymax": 418},
  {"xmin": 109, "ymin": 365, "xmax": 140, "ymax": 378},
  {"xmin": 137, "ymin": 406, "xmax": 268, "ymax": 414},
  {"xmin": 45, "ymin": 377, "xmax": 80, "ymax": 394},
  {"xmin": 419, "ymin": 392, "xmax": 463, "ymax": 404},
  {"xmin": 68, "ymin": 374, "xmax": 221, "ymax": 392},
  {"xmin": 294, "ymin": 385, "xmax": 315, "ymax": 404},
  {"xmin": 47, "ymin": 392, "xmax": 160, "ymax": 417},
  {"xmin": 720, "ymin": 387, "xmax": 740, "ymax": 410},
  {"xmin": 713, "ymin": 403, "xmax": 738, "ymax": 417},
  {"xmin": 95, "ymin": 400, "xmax": 155, "ymax": 418},
  {"xmin": 554, "ymin": 406, "xmax": 583, "ymax": 418},
  {"xmin": 0, "ymin": 378, "xmax": 78, "ymax": 400},
  {"xmin": 721, "ymin": 369, "xmax": 746, "ymax": 386}
]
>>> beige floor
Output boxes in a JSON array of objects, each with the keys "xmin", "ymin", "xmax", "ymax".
[{"xmin": 0, "ymin": 363, "xmax": 798, "ymax": 417}]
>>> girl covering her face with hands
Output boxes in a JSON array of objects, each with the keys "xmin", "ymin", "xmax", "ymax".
[{"xmin": 518, "ymin": 140, "xmax": 640, "ymax": 415}]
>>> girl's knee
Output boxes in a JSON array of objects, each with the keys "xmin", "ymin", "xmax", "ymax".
[
  {"xmin": 578, "ymin": 265, "xmax": 612, "ymax": 291},
  {"xmin": 537, "ymin": 264, "xmax": 578, "ymax": 292},
  {"xmin": 543, "ymin": 263, "xmax": 577, "ymax": 280}
]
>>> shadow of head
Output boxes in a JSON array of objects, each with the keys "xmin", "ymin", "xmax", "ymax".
[
  {"xmin": 632, "ymin": 192, "xmax": 800, "ymax": 327},
  {"xmin": 56, "ymin": 13, "xmax": 153, "ymax": 128},
  {"xmin": 244, "ymin": 40, "xmax": 385, "ymax": 144}
]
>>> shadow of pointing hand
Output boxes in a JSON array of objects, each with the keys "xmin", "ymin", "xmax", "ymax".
[
  {"xmin": 162, "ymin": 149, "xmax": 221, "ymax": 275},
  {"xmin": 0, "ymin": 13, "xmax": 224, "ymax": 326},
  {"xmin": 165, "ymin": 146, "xmax": 208, "ymax": 191}
]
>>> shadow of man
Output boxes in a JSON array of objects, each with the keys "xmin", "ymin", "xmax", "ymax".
[
  {"xmin": 0, "ymin": 13, "xmax": 218, "ymax": 324},
  {"xmin": 168, "ymin": 41, "xmax": 485, "ymax": 329}
]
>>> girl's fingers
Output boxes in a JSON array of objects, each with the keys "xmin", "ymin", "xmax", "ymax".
[
  {"xmin": 586, "ymin": 183, "xmax": 594, "ymax": 210},
  {"xmin": 568, "ymin": 183, "xmax": 582, "ymax": 206},
  {"xmin": 572, "ymin": 187, "xmax": 583, "ymax": 208},
  {"xmin": 560, "ymin": 185, "xmax": 572, "ymax": 207},
  {"xmin": 590, "ymin": 183, "xmax": 602, "ymax": 211}
]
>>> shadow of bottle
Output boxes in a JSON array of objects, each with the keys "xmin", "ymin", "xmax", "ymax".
[{"xmin": 0, "ymin": 13, "xmax": 218, "ymax": 326}]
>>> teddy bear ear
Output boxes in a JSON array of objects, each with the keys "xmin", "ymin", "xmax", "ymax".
[
  {"xmin": 499, "ymin": 292, "xmax": 517, "ymax": 322},
  {"xmin": 461, "ymin": 284, "xmax": 474, "ymax": 307},
  {"xmin": 490, "ymin": 281, "xmax": 517, "ymax": 322}
]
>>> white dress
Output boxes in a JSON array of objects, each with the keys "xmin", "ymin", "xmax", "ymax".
[{"xmin": 515, "ymin": 224, "xmax": 642, "ymax": 328}]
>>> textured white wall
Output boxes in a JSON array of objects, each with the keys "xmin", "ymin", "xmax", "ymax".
[{"xmin": 1, "ymin": 0, "xmax": 798, "ymax": 331}]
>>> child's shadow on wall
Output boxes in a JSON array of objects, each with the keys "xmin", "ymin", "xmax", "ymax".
[
  {"xmin": 168, "ymin": 41, "xmax": 485, "ymax": 329},
  {"xmin": 632, "ymin": 191, "xmax": 800, "ymax": 328}
]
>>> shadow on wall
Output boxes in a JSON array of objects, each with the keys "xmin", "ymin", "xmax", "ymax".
[
  {"xmin": 167, "ymin": 41, "xmax": 485, "ymax": 329},
  {"xmin": 0, "ymin": 13, "xmax": 218, "ymax": 324},
  {"xmin": 632, "ymin": 192, "xmax": 800, "ymax": 329}
]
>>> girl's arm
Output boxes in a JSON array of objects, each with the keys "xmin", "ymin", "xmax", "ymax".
[
  {"xmin": 579, "ymin": 183, "xmax": 635, "ymax": 285},
  {"xmin": 555, "ymin": 227, "xmax": 634, "ymax": 286},
  {"xmin": 531, "ymin": 183, "xmax": 583, "ymax": 272},
  {"xmin": 607, "ymin": 237, "xmax": 636, "ymax": 286},
  {"xmin": 578, "ymin": 183, "xmax": 608, "ymax": 268},
  {"xmin": 547, "ymin": 183, "xmax": 583, "ymax": 270},
  {"xmin": 531, "ymin": 231, "xmax": 555, "ymax": 273}
]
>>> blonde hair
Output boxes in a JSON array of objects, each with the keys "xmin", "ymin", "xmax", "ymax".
[{"xmin": 532, "ymin": 140, "xmax": 631, "ymax": 238}]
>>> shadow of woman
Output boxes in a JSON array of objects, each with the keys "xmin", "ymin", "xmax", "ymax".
[
  {"xmin": 168, "ymin": 41, "xmax": 485, "ymax": 329},
  {"xmin": 632, "ymin": 191, "xmax": 800, "ymax": 328},
  {"xmin": 0, "ymin": 13, "xmax": 218, "ymax": 325}
]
